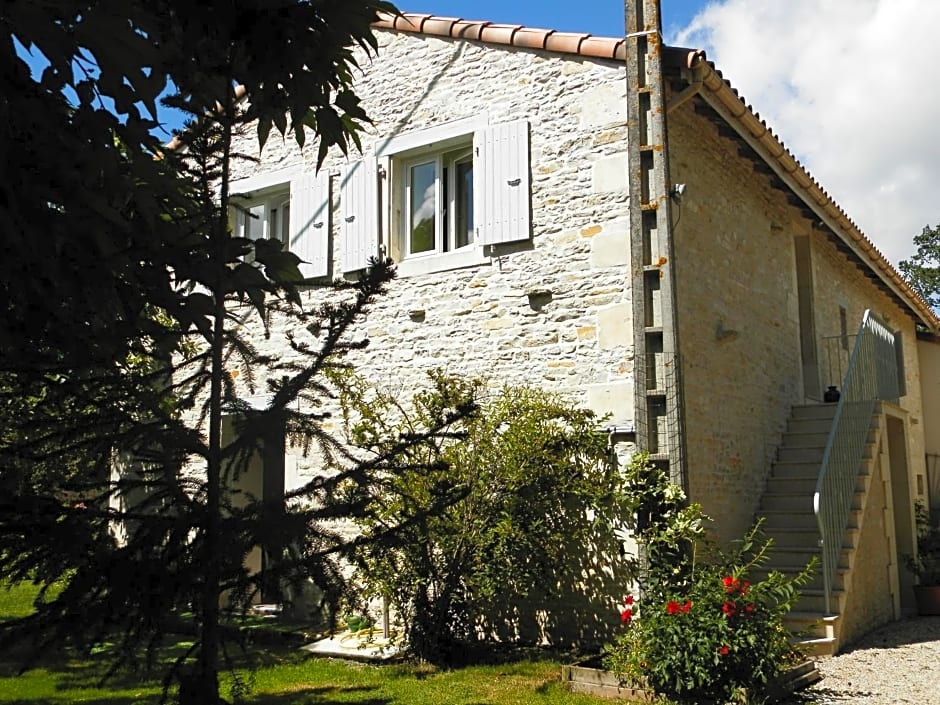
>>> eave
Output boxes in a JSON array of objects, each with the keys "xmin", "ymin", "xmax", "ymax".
[{"xmin": 662, "ymin": 48, "xmax": 939, "ymax": 332}]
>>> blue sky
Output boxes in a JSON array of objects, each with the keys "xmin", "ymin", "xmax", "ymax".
[
  {"xmin": 389, "ymin": 0, "xmax": 940, "ymax": 265},
  {"xmin": 397, "ymin": 0, "xmax": 708, "ymax": 39},
  {"xmin": 18, "ymin": 0, "xmax": 934, "ymax": 264}
]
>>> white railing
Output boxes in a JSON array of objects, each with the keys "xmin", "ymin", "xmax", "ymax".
[{"xmin": 813, "ymin": 310, "xmax": 902, "ymax": 614}]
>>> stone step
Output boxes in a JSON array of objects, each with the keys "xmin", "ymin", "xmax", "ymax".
[
  {"xmin": 786, "ymin": 611, "xmax": 840, "ymax": 641},
  {"xmin": 771, "ymin": 460, "xmax": 822, "ymax": 480},
  {"xmin": 781, "ymin": 431, "xmax": 831, "ymax": 448},
  {"xmin": 772, "ymin": 661, "xmax": 823, "ymax": 695},
  {"xmin": 768, "ymin": 545, "xmax": 823, "ymax": 566},
  {"xmin": 796, "ymin": 587, "xmax": 846, "ymax": 614},
  {"xmin": 763, "ymin": 526, "xmax": 821, "ymax": 549},
  {"xmin": 755, "ymin": 563, "xmax": 843, "ymax": 592},
  {"xmin": 760, "ymin": 492, "xmax": 816, "ymax": 512},
  {"xmin": 791, "ymin": 404, "xmax": 838, "ymax": 421},
  {"xmin": 778, "ymin": 446, "xmax": 826, "ymax": 463},
  {"xmin": 766, "ymin": 476, "xmax": 819, "ymax": 495},
  {"xmin": 759, "ymin": 509, "xmax": 818, "ymax": 530},
  {"xmin": 787, "ymin": 417, "xmax": 834, "ymax": 435},
  {"xmin": 793, "ymin": 635, "xmax": 838, "ymax": 657},
  {"xmin": 765, "ymin": 527, "xmax": 856, "ymax": 551}
]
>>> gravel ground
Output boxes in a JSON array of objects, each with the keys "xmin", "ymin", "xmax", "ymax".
[{"xmin": 795, "ymin": 616, "xmax": 940, "ymax": 704}]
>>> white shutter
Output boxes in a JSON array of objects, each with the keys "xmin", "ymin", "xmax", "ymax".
[
  {"xmin": 474, "ymin": 119, "xmax": 530, "ymax": 246},
  {"xmin": 341, "ymin": 157, "xmax": 379, "ymax": 273},
  {"xmin": 289, "ymin": 172, "xmax": 330, "ymax": 278}
]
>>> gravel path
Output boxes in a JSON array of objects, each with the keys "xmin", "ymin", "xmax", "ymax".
[{"xmin": 796, "ymin": 616, "xmax": 940, "ymax": 704}]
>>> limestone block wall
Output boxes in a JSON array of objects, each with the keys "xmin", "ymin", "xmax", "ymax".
[
  {"xmin": 225, "ymin": 31, "xmax": 639, "ymax": 493},
  {"xmin": 916, "ymin": 337, "xmax": 940, "ymax": 510},
  {"xmin": 839, "ymin": 443, "xmax": 898, "ymax": 647},
  {"xmin": 666, "ymin": 103, "xmax": 929, "ymax": 544},
  {"xmin": 666, "ymin": 106, "xmax": 806, "ymax": 542},
  {"xmin": 215, "ymin": 32, "xmax": 643, "ymax": 645}
]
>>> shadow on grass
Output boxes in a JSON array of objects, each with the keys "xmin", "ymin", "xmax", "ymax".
[
  {"xmin": 249, "ymin": 685, "xmax": 392, "ymax": 705},
  {"xmin": 1, "ymin": 687, "xmax": 393, "ymax": 705}
]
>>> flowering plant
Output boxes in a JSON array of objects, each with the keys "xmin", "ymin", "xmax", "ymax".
[{"xmin": 604, "ymin": 454, "xmax": 814, "ymax": 704}]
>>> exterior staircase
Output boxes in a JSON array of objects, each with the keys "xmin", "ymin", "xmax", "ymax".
[{"xmin": 756, "ymin": 403, "xmax": 878, "ymax": 657}]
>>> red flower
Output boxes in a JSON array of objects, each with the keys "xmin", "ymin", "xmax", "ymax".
[
  {"xmin": 682, "ymin": 600, "xmax": 692, "ymax": 613},
  {"xmin": 666, "ymin": 600, "xmax": 682, "ymax": 615},
  {"xmin": 723, "ymin": 575, "xmax": 740, "ymax": 594},
  {"xmin": 623, "ymin": 595, "xmax": 635, "ymax": 606},
  {"xmin": 741, "ymin": 581, "xmax": 751, "ymax": 596},
  {"xmin": 722, "ymin": 600, "xmax": 737, "ymax": 617},
  {"xmin": 718, "ymin": 645, "xmax": 730, "ymax": 656},
  {"xmin": 621, "ymin": 608, "xmax": 633, "ymax": 624},
  {"xmin": 744, "ymin": 603, "xmax": 755, "ymax": 614}
]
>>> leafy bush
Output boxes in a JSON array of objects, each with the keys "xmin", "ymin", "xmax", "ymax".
[
  {"xmin": 905, "ymin": 501, "xmax": 940, "ymax": 586},
  {"xmin": 604, "ymin": 454, "xmax": 813, "ymax": 704},
  {"xmin": 337, "ymin": 372, "xmax": 625, "ymax": 662}
]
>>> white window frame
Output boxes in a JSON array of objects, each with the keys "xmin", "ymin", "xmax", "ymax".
[
  {"xmin": 378, "ymin": 116, "xmax": 490, "ymax": 277},
  {"xmin": 341, "ymin": 115, "xmax": 530, "ymax": 278},
  {"xmin": 233, "ymin": 190, "xmax": 291, "ymax": 248},
  {"xmin": 401, "ymin": 146, "xmax": 475, "ymax": 259},
  {"xmin": 229, "ymin": 168, "xmax": 331, "ymax": 279}
]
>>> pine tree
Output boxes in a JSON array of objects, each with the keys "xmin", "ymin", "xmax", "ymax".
[{"xmin": 0, "ymin": 3, "xmax": 478, "ymax": 702}]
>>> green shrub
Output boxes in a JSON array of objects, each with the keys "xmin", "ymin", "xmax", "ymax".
[
  {"xmin": 604, "ymin": 454, "xmax": 813, "ymax": 704},
  {"xmin": 337, "ymin": 372, "xmax": 625, "ymax": 662}
]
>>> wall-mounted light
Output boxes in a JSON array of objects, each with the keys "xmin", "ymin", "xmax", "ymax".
[{"xmin": 669, "ymin": 183, "xmax": 687, "ymax": 202}]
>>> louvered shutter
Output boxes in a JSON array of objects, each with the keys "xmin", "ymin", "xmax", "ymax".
[
  {"xmin": 341, "ymin": 158, "xmax": 379, "ymax": 272},
  {"xmin": 474, "ymin": 119, "xmax": 530, "ymax": 246},
  {"xmin": 289, "ymin": 172, "xmax": 330, "ymax": 278}
]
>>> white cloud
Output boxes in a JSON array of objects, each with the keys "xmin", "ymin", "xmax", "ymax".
[{"xmin": 670, "ymin": 0, "xmax": 940, "ymax": 265}]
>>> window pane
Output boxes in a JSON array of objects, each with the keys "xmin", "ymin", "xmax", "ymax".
[
  {"xmin": 455, "ymin": 157, "xmax": 473, "ymax": 249},
  {"xmin": 279, "ymin": 200, "xmax": 291, "ymax": 245},
  {"xmin": 410, "ymin": 161, "xmax": 436, "ymax": 254},
  {"xmin": 246, "ymin": 204, "xmax": 265, "ymax": 240}
]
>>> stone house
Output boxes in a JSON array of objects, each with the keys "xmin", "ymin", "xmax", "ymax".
[{"xmin": 222, "ymin": 4, "xmax": 940, "ymax": 654}]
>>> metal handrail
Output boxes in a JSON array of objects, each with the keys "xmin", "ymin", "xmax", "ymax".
[{"xmin": 813, "ymin": 310, "xmax": 901, "ymax": 614}]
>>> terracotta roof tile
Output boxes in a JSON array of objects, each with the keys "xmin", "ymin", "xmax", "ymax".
[
  {"xmin": 450, "ymin": 20, "xmax": 488, "ymax": 41},
  {"xmin": 420, "ymin": 16, "xmax": 462, "ymax": 37},
  {"xmin": 511, "ymin": 27, "xmax": 553, "ymax": 51},
  {"xmin": 542, "ymin": 31, "xmax": 589, "ymax": 55},
  {"xmin": 477, "ymin": 23, "xmax": 523, "ymax": 46}
]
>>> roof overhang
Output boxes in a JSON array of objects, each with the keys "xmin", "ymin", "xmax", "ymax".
[{"xmin": 662, "ymin": 47, "xmax": 939, "ymax": 333}]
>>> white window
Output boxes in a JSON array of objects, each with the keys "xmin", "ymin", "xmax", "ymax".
[
  {"xmin": 340, "ymin": 116, "xmax": 530, "ymax": 276},
  {"xmin": 230, "ymin": 170, "xmax": 330, "ymax": 279},
  {"xmin": 234, "ymin": 193, "xmax": 291, "ymax": 247},
  {"xmin": 403, "ymin": 146, "xmax": 474, "ymax": 257}
]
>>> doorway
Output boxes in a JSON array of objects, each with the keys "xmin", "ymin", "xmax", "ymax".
[{"xmin": 794, "ymin": 235, "xmax": 821, "ymax": 400}]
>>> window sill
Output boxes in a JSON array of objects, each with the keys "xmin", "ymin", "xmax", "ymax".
[{"xmin": 395, "ymin": 248, "xmax": 490, "ymax": 278}]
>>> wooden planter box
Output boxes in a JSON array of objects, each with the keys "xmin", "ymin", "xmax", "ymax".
[
  {"xmin": 561, "ymin": 658, "xmax": 650, "ymax": 701},
  {"xmin": 562, "ymin": 658, "xmax": 820, "ymax": 702}
]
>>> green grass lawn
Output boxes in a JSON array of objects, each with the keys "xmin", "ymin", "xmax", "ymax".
[
  {"xmin": 0, "ymin": 581, "xmax": 602, "ymax": 705},
  {"xmin": 0, "ymin": 646, "xmax": 603, "ymax": 705}
]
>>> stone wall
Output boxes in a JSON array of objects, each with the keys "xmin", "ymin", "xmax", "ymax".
[
  {"xmin": 839, "ymin": 439, "xmax": 899, "ymax": 647},
  {"xmin": 916, "ymin": 337, "xmax": 940, "ymax": 511},
  {"xmin": 667, "ymin": 105, "xmax": 805, "ymax": 542},
  {"xmin": 228, "ymin": 31, "xmax": 639, "ymax": 485},
  {"xmin": 221, "ymin": 30, "xmax": 638, "ymax": 646},
  {"xmin": 666, "ymin": 102, "xmax": 929, "ymax": 544}
]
